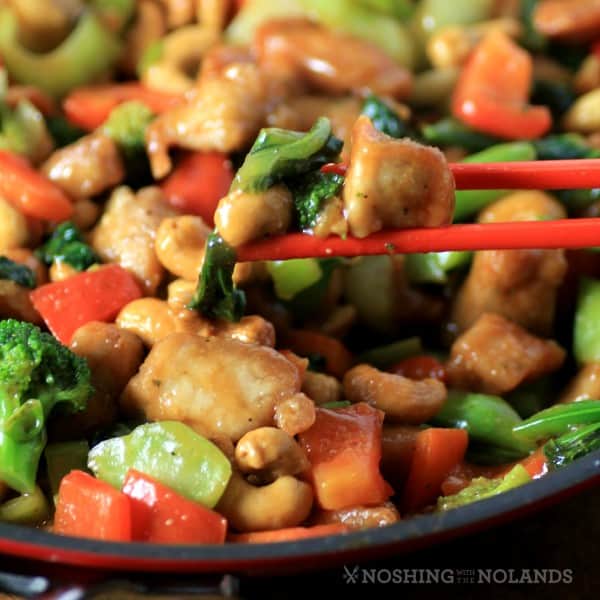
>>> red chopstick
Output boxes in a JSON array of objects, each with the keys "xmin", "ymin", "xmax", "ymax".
[
  {"xmin": 323, "ymin": 159, "xmax": 600, "ymax": 190},
  {"xmin": 236, "ymin": 218, "xmax": 600, "ymax": 261}
]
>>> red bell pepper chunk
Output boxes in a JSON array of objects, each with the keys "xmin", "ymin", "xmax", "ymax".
[
  {"xmin": 228, "ymin": 524, "xmax": 348, "ymax": 544},
  {"xmin": 0, "ymin": 150, "xmax": 73, "ymax": 222},
  {"xmin": 389, "ymin": 355, "xmax": 447, "ymax": 383},
  {"xmin": 30, "ymin": 264, "xmax": 143, "ymax": 344},
  {"xmin": 298, "ymin": 403, "xmax": 392, "ymax": 510},
  {"xmin": 63, "ymin": 83, "xmax": 182, "ymax": 130},
  {"xmin": 54, "ymin": 470, "xmax": 132, "ymax": 542},
  {"xmin": 160, "ymin": 152, "xmax": 234, "ymax": 226},
  {"xmin": 402, "ymin": 428, "xmax": 469, "ymax": 513},
  {"xmin": 122, "ymin": 469, "xmax": 227, "ymax": 544},
  {"xmin": 452, "ymin": 30, "xmax": 551, "ymax": 140}
]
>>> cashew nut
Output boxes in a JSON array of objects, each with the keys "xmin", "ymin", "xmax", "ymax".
[
  {"xmin": 116, "ymin": 298, "xmax": 180, "ymax": 346},
  {"xmin": 216, "ymin": 470, "xmax": 313, "ymax": 532},
  {"xmin": 274, "ymin": 393, "xmax": 316, "ymax": 437},
  {"xmin": 343, "ymin": 364, "xmax": 447, "ymax": 424},
  {"xmin": 0, "ymin": 198, "xmax": 28, "ymax": 252},
  {"xmin": 142, "ymin": 25, "xmax": 218, "ymax": 94},
  {"xmin": 155, "ymin": 215, "xmax": 211, "ymax": 281},
  {"xmin": 196, "ymin": 0, "xmax": 232, "ymax": 33},
  {"xmin": 302, "ymin": 371, "xmax": 342, "ymax": 406},
  {"xmin": 214, "ymin": 185, "xmax": 293, "ymax": 248},
  {"xmin": 235, "ymin": 427, "xmax": 309, "ymax": 482},
  {"xmin": 49, "ymin": 261, "xmax": 79, "ymax": 283},
  {"xmin": 120, "ymin": 0, "xmax": 167, "ymax": 76}
]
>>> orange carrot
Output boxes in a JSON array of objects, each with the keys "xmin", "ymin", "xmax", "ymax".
[{"xmin": 228, "ymin": 524, "xmax": 348, "ymax": 544}]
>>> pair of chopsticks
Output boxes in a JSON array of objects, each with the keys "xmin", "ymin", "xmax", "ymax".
[{"xmin": 236, "ymin": 159, "xmax": 600, "ymax": 262}]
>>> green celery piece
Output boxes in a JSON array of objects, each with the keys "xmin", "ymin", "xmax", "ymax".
[
  {"xmin": 0, "ymin": 486, "xmax": 49, "ymax": 525},
  {"xmin": 434, "ymin": 390, "xmax": 536, "ymax": 456},
  {"xmin": 232, "ymin": 118, "xmax": 341, "ymax": 193},
  {"xmin": 544, "ymin": 422, "xmax": 600, "ymax": 469},
  {"xmin": 358, "ymin": 337, "xmax": 423, "ymax": 369},
  {"xmin": 357, "ymin": 0, "xmax": 414, "ymax": 19},
  {"xmin": 88, "ymin": 421, "xmax": 232, "ymax": 508},
  {"xmin": 267, "ymin": 259, "xmax": 323, "ymax": 301},
  {"xmin": 362, "ymin": 95, "xmax": 408, "ymax": 139},
  {"xmin": 0, "ymin": 256, "xmax": 35, "ymax": 288},
  {"xmin": 574, "ymin": 277, "xmax": 600, "ymax": 365},
  {"xmin": 404, "ymin": 251, "xmax": 472, "ymax": 284},
  {"xmin": 45, "ymin": 440, "xmax": 90, "ymax": 499},
  {"xmin": 188, "ymin": 231, "xmax": 246, "ymax": 322},
  {"xmin": 422, "ymin": 118, "xmax": 500, "ymax": 152},
  {"xmin": 226, "ymin": 0, "xmax": 417, "ymax": 68},
  {"xmin": 437, "ymin": 464, "xmax": 531, "ymax": 511},
  {"xmin": 0, "ymin": 9, "xmax": 122, "ymax": 98},
  {"xmin": 453, "ymin": 142, "xmax": 537, "ymax": 222},
  {"xmin": 513, "ymin": 399, "xmax": 600, "ymax": 441}
]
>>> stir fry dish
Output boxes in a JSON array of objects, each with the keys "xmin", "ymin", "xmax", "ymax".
[{"xmin": 2, "ymin": 0, "xmax": 600, "ymax": 546}]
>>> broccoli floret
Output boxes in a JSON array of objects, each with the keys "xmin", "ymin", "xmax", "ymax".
[
  {"xmin": 102, "ymin": 100, "xmax": 155, "ymax": 186},
  {"xmin": 36, "ymin": 221, "xmax": 99, "ymax": 272},
  {"xmin": 0, "ymin": 319, "xmax": 93, "ymax": 493},
  {"xmin": 288, "ymin": 171, "xmax": 344, "ymax": 230},
  {"xmin": 103, "ymin": 100, "xmax": 154, "ymax": 158},
  {"xmin": 0, "ymin": 256, "xmax": 35, "ymax": 288}
]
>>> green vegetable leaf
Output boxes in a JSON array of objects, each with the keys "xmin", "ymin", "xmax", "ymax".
[
  {"xmin": 232, "ymin": 117, "xmax": 342, "ymax": 193},
  {"xmin": 0, "ymin": 256, "xmax": 35, "ymax": 288},
  {"xmin": 361, "ymin": 94, "xmax": 407, "ymax": 139},
  {"xmin": 513, "ymin": 399, "xmax": 600, "ymax": 441},
  {"xmin": 36, "ymin": 221, "xmax": 99, "ymax": 272},
  {"xmin": 189, "ymin": 231, "xmax": 246, "ymax": 322},
  {"xmin": 533, "ymin": 134, "xmax": 600, "ymax": 161},
  {"xmin": 543, "ymin": 422, "xmax": 600, "ymax": 469},
  {"xmin": 288, "ymin": 171, "xmax": 344, "ymax": 230},
  {"xmin": 437, "ymin": 464, "xmax": 531, "ymax": 511}
]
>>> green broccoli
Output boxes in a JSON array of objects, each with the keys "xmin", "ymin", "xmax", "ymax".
[
  {"xmin": 0, "ymin": 319, "xmax": 93, "ymax": 493},
  {"xmin": 36, "ymin": 221, "xmax": 99, "ymax": 272},
  {"xmin": 288, "ymin": 171, "xmax": 344, "ymax": 230},
  {"xmin": 102, "ymin": 100, "xmax": 155, "ymax": 186},
  {"xmin": 0, "ymin": 256, "xmax": 35, "ymax": 288}
]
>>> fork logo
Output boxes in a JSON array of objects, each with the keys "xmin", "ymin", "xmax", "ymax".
[{"xmin": 343, "ymin": 565, "xmax": 360, "ymax": 584}]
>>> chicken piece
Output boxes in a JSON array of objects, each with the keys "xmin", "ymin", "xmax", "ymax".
[
  {"xmin": 343, "ymin": 364, "xmax": 447, "ymax": 424},
  {"xmin": 146, "ymin": 62, "xmax": 268, "ymax": 178},
  {"xmin": 41, "ymin": 133, "xmax": 124, "ymax": 200},
  {"xmin": 559, "ymin": 363, "xmax": 600, "ymax": 404},
  {"xmin": 255, "ymin": 19, "xmax": 412, "ymax": 99},
  {"xmin": 451, "ymin": 191, "xmax": 567, "ymax": 336},
  {"xmin": 446, "ymin": 313, "xmax": 565, "ymax": 395},
  {"xmin": 534, "ymin": 0, "xmax": 600, "ymax": 42},
  {"xmin": 121, "ymin": 333, "xmax": 306, "ymax": 442},
  {"xmin": 312, "ymin": 502, "xmax": 400, "ymax": 530},
  {"xmin": 343, "ymin": 116, "xmax": 454, "ymax": 238},
  {"xmin": 91, "ymin": 186, "xmax": 176, "ymax": 295}
]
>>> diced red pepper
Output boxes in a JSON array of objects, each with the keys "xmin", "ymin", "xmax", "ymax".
[
  {"xmin": 0, "ymin": 150, "xmax": 73, "ymax": 222},
  {"xmin": 54, "ymin": 470, "xmax": 131, "ymax": 542},
  {"xmin": 63, "ymin": 83, "xmax": 182, "ymax": 130},
  {"xmin": 452, "ymin": 30, "xmax": 551, "ymax": 139},
  {"xmin": 30, "ymin": 264, "xmax": 143, "ymax": 344},
  {"xmin": 122, "ymin": 469, "xmax": 227, "ymax": 544},
  {"xmin": 320, "ymin": 162, "xmax": 348, "ymax": 176},
  {"xmin": 389, "ymin": 355, "xmax": 447, "ymax": 383},
  {"xmin": 160, "ymin": 152, "xmax": 233, "ymax": 226},
  {"xmin": 228, "ymin": 524, "xmax": 348, "ymax": 544},
  {"xmin": 298, "ymin": 403, "xmax": 392, "ymax": 510},
  {"xmin": 402, "ymin": 428, "xmax": 469, "ymax": 513}
]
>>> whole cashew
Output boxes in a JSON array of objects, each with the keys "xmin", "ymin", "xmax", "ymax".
[
  {"xmin": 216, "ymin": 470, "xmax": 313, "ymax": 532},
  {"xmin": 141, "ymin": 25, "xmax": 218, "ymax": 94},
  {"xmin": 235, "ymin": 427, "xmax": 309, "ymax": 482}
]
